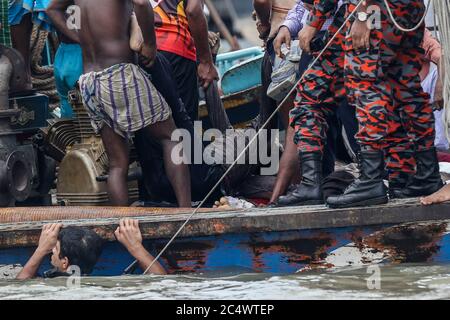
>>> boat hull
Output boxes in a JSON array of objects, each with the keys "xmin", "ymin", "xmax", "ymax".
[
  {"xmin": 1, "ymin": 221, "xmax": 450, "ymax": 277},
  {"xmin": 1, "ymin": 200, "xmax": 450, "ymax": 277}
]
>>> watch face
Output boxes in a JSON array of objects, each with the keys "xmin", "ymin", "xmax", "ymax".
[{"xmin": 358, "ymin": 12, "xmax": 368, "ymax": 21}]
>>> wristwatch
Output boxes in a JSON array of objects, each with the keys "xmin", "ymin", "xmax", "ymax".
[{"xmin": 357, "ymin": 12, "xmax": 369, "ymax": 22}]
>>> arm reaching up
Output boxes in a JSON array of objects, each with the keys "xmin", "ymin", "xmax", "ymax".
[
  {"xmin": 16, "ymin": 223, "xmax": 63, "ymax": 280},
  {"xmin": 115, "ymin": 219, "xmax": 167, "ymax": 275},
  {"xmin": 132, "ymin": 0, "xmax": 157, "ymax": 68}
]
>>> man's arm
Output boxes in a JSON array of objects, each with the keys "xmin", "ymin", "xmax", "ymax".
[
  {"xmin": 16, "ymin": 224, "xmax": 62, "ymax": 280},
  {"xmin": 185, "ymin": 0, "xmax": 218, "ymax": 89},
  {"xmin": 283, "ymin": 1, "xmax": 307, "ymax": 37},
  {"xmin": 132, "ymin": 0, "xmax": 157, "ymax": 68},
  {"xmin": 115, "ymin": 219, "xmax": 167, "ymax": 275},
  {"xmin": 274, "ymin": 2, "xmax": 307, "ymax": 57},
  {"xmin": 253, "ymin": 0, "xmax": 272, "ymax": 40},
  {"xmin": 350, "ymin": 0, "xmax": 374, "ymax": 51},
  {"xmin": 47, "ymin": 0, "xmax": 80, "ymax": 43}
]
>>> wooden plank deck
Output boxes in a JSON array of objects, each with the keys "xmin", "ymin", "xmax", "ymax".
[{"xmin": 1, "ymin": 199, "xmax": 450, "ymax": 249}]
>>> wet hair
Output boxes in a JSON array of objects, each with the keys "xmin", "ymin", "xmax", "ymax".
[{"xmin": 58, "ymin": 227, "xmax": 104, "ymax": 275}]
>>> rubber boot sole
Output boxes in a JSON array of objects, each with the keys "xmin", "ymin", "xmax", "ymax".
[{"xmin": 327, "ymin": 196, "xmax": 388, "ymax": 209}]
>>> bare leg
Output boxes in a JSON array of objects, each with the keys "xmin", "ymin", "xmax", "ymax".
[
  {"xmin": 421, "ymin": 184, "xmax": 450, "ymax": 205},
  {"xmin": 10, "ymin": 14, "xmax": 33, "ymax": 88},
  {"xmin": 143, "ymin": 117, "xmax": 191, "ymax": 207},
  {"xmin": 270, "ymin": 126, "xmax": 300, "ymax": 203},
  {"xmin": 269, "ymin": 94, "xmax": 299, "ymax": 204},
  {"xmin": 101, "ymin": 125, "xmax": 130, "ymax": 206},
  {"xmin": 278, "ymin": 93, "xmax": 295, "ymax": 127}
]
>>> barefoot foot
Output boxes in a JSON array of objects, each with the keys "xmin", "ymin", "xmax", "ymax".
[{"xmin": 420, "ymin": 184, "xmax": 450, "ymax": 205}]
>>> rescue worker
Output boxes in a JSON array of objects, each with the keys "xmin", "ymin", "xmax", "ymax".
[
  {"xmin": 328, "ymin": 0, "xmax": 442, "ymax": 207},
  {"xmin": 276, "ymin": 0, "xmax": 348, "ymax": 206},
  {"xmin": 280, "ymin": 0, "xmax": 442, "ymax": 208}
]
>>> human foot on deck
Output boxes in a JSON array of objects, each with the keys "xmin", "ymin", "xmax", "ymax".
[{"xmin": 421, "ymin": 184, "xmax": 450, "ymax": 205}]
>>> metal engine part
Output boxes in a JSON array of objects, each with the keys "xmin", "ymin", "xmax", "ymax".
[
  {"xmin": 54, "ymin": 89, "xmax": 140, "ymax": 206},
  {"xmin": 0, "ymin": 45, "xmax": 54, "ymax": 206},
  {"xmin": 0, "ymin": 45, "xmax": 31, "ymax": 96}
]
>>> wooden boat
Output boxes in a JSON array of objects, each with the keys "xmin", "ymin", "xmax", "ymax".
[
  {"xmin": 1, "ymin": 199, "xmax": 450, "ymax": 277},
  {"xmin": 2, "ymin": 41, "xmax": 449, "ymax": 278}
]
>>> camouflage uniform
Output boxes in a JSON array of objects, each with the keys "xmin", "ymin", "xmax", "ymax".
[
  {"xmin": 345, "ymin": 0, "xmax": 433, "ymax": 182},
  {"xmin": 290, "ymin": 2, "xmax": 347, "ymax": 152},
  {"xmin": 290, "ymin": 0, "xmax": 433, "ymax": 183}
]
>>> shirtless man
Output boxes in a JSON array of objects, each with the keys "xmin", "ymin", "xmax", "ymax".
[{"xmin": 47, "ymin": 0, "xmax": 191, "ymax": 207}]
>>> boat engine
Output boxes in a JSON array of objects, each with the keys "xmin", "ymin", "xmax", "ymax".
[
  {"xmin": 42, "ymin": 89, "xmax": 140, "ymax": 206},
  {"xmin": 0, "ymin": 45, "xmax": 56, "ymax": 206}
]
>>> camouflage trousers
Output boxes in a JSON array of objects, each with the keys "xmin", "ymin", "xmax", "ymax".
[{"xmin": 290, "ymin": 0, "xmax": 434, "ymax": 181}]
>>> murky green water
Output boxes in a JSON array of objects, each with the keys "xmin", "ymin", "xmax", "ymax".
[{"xmin": 1, "ymin": 263, "xmax": 450, "ymax": 300}]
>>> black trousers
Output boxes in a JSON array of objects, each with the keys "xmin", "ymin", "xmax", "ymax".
[{"xmin": 160, "ymin": 51, "xmax": 200, "ymax": 121}]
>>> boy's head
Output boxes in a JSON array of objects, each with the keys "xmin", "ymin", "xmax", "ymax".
[{"xmin": 51, "ymin": 227, "xmax": 104, "ymax": 275}]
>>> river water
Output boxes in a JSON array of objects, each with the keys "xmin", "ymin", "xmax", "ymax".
[{"xmin": 1, "ymin": 263, "xmax": 450, "ymax": 300}]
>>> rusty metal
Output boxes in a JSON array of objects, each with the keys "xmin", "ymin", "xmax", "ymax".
[
  {"xmin": 361, "ymin": 222, "xmax": 448, "ymax": 264},
  {"xmin": 0, "ymin": 206, "xmax": 220, "ymax": 224}
]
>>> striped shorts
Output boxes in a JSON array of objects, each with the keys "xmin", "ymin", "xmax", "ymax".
[{"xmin": 78, "ymin": 63, "xmax": 171, "ymax": 139}]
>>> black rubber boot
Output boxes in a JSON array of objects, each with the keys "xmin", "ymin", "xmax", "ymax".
[
  {"xmin": 274, "ymin": 152, "xmax": 324, "ymax": 207},
  {"xmin": 396, "ymin": 147, "xmax": 443, "ymax": 198},
  {"xmin": 389, "ymin": 172, "xmax": 412, "ymax": 199},
  {"xmin": 326, "ymin": 150, "xmax": 388, "ymax": 208}
]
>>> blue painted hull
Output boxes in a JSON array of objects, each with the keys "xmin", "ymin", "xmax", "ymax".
[{"xmin": 2, "ymin": 221, "xmax": 449, "ymax": 277}]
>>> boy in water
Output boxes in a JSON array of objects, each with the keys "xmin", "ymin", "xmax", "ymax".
[
  {"xmin": 16, "ymin": 224, "xmax": 104, "ymax": 279},
  {"xmin": 16, "ymin": 219, "xmax": 166, "ymax": 279},
  {"xmin": 47, "ymin": 0, "xmax": 191, "ymax": 207}
]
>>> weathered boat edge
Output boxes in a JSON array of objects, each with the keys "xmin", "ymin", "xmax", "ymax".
[{"xmin": 1, "ymin": 199, "xmax": 450, "ymax": 248}]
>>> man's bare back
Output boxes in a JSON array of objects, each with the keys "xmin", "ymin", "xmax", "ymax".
[
  {"xmin": 48, "ymin": 0, "xmax": 157, "ymax": 72},
  {"xmin": 74, "ymin": 0, "xmax": 135, "ymax": 73}
]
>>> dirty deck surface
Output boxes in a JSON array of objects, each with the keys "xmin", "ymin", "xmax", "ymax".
[{"xmin": 1, "ymin": 199, "xmax": 450, "ymax": 248}]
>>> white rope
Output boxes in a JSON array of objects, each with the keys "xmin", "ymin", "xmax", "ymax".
[
  {"xmin": 139, "ymin": 0, "xmax": 367, "ymax": 275},
  {"xmin": 434, "ymin": 0, "xmax": 450, "ymax": 141},
  {"xmin": 383, "ymin": 0, "xmax": 432, "ymax": 32}
]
